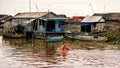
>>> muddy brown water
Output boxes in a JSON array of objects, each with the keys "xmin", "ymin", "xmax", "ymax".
[{"xmin": 0, "ymin": 36, "xmax": 120, "ymax": 68}]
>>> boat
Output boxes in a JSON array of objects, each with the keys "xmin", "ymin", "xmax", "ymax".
[
  {"xmin": 3, "ymin": 32, "xmax": 24, "ymax": 38},
  {"xmin": 3, "ymin": 24, "xmax": 25, "ymax": 38},
  {"xmin": 65, "ymin": 33, "xmax": 107, "ymax": 41},
  {"xmin": 47, "ymin": 35, "xmax": 64, "ymax": 42}
]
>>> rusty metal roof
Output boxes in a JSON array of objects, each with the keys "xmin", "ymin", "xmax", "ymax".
[
  {"xmin": 14, "ymin": 12, "xmax": 48, "ymax": 18},
  {"xmin": 0, "ymin": 15, "xmax": 7, "ymax": 18}
]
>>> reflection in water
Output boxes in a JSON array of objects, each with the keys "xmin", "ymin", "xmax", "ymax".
[
  {"xmin": 0, "ymin": 37, "xmax": 120, "ymax": 68},
  {"xmin": 2, "ymin": 37, "xmax": 60, "ymax": 56},
  {"xmin": 1, "ymin": 37, "xmax": 62, "ymax": 68}
]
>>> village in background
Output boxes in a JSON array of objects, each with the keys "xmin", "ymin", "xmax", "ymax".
[
  {"xmin": 0, "ymin": 11, "xmax": 120, "ymax": 68},
  {"xmin": 0, "ymin": 11, "xmax": 120, "ymax": 47},
  {"xmin": 1, "ymin": 0, "xmax": 120, "ymax": 67}
]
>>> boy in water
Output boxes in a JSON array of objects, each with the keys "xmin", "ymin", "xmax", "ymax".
[{"xmin": 59, "ymin": 42, "xmax": 69, "ymax": 57}]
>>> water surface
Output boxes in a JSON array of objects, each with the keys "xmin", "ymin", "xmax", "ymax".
[{"xmin": 0, "ymin": 36, "xmax": 120, "ymax": 68}]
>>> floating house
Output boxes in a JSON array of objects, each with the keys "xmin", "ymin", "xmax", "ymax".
[
  {"xmin": 80, "ymin": 16, "xmax": 105, "ymax": 32},
  {"xmin": 62, "ymin": 16, "xmax": 84, "ymax": 33},
  {"xmin": 4, "ymin": 12, "xmax": 66, "ymax": 41},
  {"xmin": 94, "ymin": 13, "xmax": 120, "ymax": 32},
  {"xmin": 65, "ymin": 16, "xmax": 106, "ymax": 41}
]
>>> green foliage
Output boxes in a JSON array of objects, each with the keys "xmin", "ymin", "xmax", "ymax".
[
  {"xmin": 96, "ymin": 44, "xmax": 105, "ymax": 50},
  {"xmin": 101, "ymin": 32, "xmax": 120, "ymax": 38},
  {"xmin": 100, "ymin": 31, "xmax": 120, "ymax": 45},
  {"xmin": 0, "ymin": 32, "xmax": 3, "ymax": 36}
]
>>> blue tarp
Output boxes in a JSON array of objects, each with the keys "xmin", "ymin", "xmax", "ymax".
[
  {"xmin": 80, "ymin": 23, "xmax": 90, "ymax": 26},
  {"xmin": 80, "ymin": 22, "xmax": 96, "ymax": 26},
  {"xmin": 39, "ymin": 27, "xmax": 45, "ymax": 32},
  {"xmin": 55, "ymin": 27, "xmax": 61, "ymax": 32}
]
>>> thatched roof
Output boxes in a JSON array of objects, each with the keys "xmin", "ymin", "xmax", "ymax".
[{"xmin": 93, "ymin": 13, "xmax": 120, "ymax": 22}]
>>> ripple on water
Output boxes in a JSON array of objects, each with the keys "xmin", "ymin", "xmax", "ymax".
[{"xmin": 1, "ymin": 39, "xmax": 120, "ymax": 68}]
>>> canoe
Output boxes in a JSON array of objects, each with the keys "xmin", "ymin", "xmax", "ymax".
[
  {"xmin": 47, "ymin": 36, "xmax": 64, "ymax": 42},
  {"xmin": 65, "ymin": 33, "xmax": 107, "ymax": 41}
]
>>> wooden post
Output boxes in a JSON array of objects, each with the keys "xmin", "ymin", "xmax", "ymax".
[{"xmin": 44, "ymin": 20, "xmax": 47, "ymax": 42}]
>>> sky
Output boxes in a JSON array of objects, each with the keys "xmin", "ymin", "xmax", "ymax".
[{"xmin": 0, "ymin": 0, "xmax": 120, "ymax": 17}]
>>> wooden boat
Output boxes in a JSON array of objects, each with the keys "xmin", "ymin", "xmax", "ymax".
[
  {"xmin": 47, "ymin": 35, "xmax": 64, "ymax": 42},
  {"xmin": 3, "ymin": 24, "xmax": 25, "ymax": 38},
  {"xmin": 3, "ymin": 32, "xmax": 24, "ymax": 38},
  {"xmin": 65, "ymin": 33, "xmax": 107, "ymax": 41}
]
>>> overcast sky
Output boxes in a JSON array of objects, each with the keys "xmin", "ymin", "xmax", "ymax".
[{"xmin": 0, "ymin": 0, "xmax": 120, "ymax": 17}]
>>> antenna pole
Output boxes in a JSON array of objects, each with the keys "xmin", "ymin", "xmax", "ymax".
[
  {"xmin": 104, "ymin": 5, "xmax": 106, "ymax": 13},
  {"xmin": 35, "ymin": 3, "xmax": 39, "ymax": 12},
  {"xmin": 29, "ymin": 0, "xmax": 31, "ymax": 18},
  {"xmin": 89, "ymin": 4, "xmax": 95, "ymax": 14}
]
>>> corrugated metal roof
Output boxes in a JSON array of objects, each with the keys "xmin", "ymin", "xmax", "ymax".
[
  {"xmin": 14, "ymin": 12, "xmax": 48, "ymax": 18},
  {"xmin": 81, "ymin": 16, "xmax": 105, "ymax": 23}
]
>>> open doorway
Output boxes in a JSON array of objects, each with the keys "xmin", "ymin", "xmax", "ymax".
[
  {"xmin": 81, "ymin": 25, "xmax": 91, "ymax": 32},
  {"xmin": 47, "ymin": 20, "xmax": 55, "ymax": 32}
]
